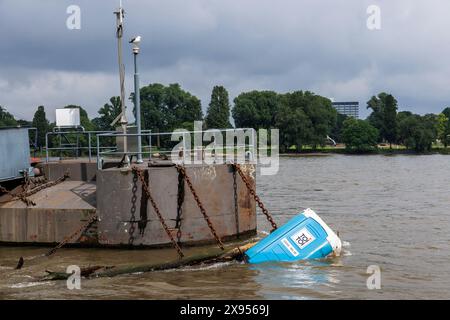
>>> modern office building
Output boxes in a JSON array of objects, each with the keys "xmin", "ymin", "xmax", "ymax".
[{"xmin": 332, "ymin": 101, "xmax": 359, "ymax": 119}]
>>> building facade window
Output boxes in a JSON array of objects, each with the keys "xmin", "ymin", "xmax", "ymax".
[{"xmin": 332, "ymin": 102, "xmax": 359, "ymax": 119}]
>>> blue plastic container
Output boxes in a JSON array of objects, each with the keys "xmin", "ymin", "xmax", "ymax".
[{"xmin": 245, "ymin": 208, "xmax": 342, "ymax": 264}]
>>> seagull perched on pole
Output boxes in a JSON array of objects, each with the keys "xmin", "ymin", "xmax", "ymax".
[{"xmin": 129, "ymin": 36, "xmax": 141, "ymax": 44}]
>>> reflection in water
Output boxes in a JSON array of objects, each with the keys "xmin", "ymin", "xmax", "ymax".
[
  {"xmin": 1, "ymin": 154, "xmax": 450, "ymax": 299},
  {"xmin": 250, "ymin": 258, "xmax": 344, "ymax": 299}
]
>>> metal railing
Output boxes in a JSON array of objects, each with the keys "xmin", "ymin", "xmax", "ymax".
[
  {"xmin": 96, "ymin": 131, "xmax": 152, "ymax": 169},
  {"xmin": 45, "ymin": 127, "xmax": 257, "ymax": 168},
  {"xmin": 45, "ymin": 130, "xmax": 114, "ymax": 163}
]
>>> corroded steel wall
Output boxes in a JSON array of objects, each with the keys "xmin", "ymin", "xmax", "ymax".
[
  {"xmin": 0, "ymin": 181, "xmax": 97, "ymax": 244},
  {"xmin": 96, "ymin": 164, "xmax": 257, "ymax": 247},
  {"xmin": 0, "ymin": 163, "xmax": 257, "ymax": 247}
]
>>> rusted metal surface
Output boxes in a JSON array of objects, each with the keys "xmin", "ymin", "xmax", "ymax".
[
  {"xmin": 0, "ymin": 181, "xmax": 97, "ymax": 244},
  {"xmin": 0, "ymin": 161, "xmax": 257, "ymax": 247},
  {"xmin": 233, "ymin": 163, "xmax": 278, "ymax": 231},
  {"xmin": 133, "ymin": 166, "xmax": 184, "ymax": 258},
  {"xmin": 97, "ymin": 163, "xmax": 256, "ymax": 247},
  {"xmin": 175, "ymin": 165, "xmax": 225, "ymax": 250},
  {"xmin": 42, "ymin": 161, "xmax": 98, "ymax": 182}
]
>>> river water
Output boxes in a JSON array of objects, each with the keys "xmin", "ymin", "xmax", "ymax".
[{"xmin": 1, "ymin": 154, "xmax": 449, "ymax": 299}]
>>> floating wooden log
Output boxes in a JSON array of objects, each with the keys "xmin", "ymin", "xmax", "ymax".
[{"xmin": 41, "ymin": 242, "xmax": 256, "ymax": 281}]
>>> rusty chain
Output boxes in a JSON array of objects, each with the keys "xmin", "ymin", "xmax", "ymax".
[
  {"xmin": 232, "ymin": 166, "xmax": 240, "ymax": 237},
  {"xmin": 0, "ymin": 185, "xmax": 35, "ymax": 206},
  {"xmin": 0, "ymin": 171, "xmax": 70, "ymax": 206},
  {"xmin": 128, "ymin": 172, "xmax": 138, "ymax": 244},
  {"xmin": 45, "ymin": 214, "xmax": 98, "ymax": 256},
  {"xmin": 21, "ymin": 171, "xmax": 70, "ymax": 198},
  {"xmin": 175, "ymin": 165, "xmax": 224, "ymax": 250},
  {"xmin": 132, "ymin": 166, "xmax": 184, "ymax": 259},
  {"xmin": 233, "ymin": 164, "xmax": 278, "ymax": 232},
  {"xmin": 175, "ymin": 170, "xmax": 185, "ymax": 244}
]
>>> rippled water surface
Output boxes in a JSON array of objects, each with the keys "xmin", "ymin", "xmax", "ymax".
[{"xmin": 1, "ymin": 154, "xmax": 449, "ymax": 299}]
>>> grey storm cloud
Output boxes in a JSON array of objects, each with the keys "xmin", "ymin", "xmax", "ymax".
[{"xmin": 0, "ymin": 0, "xmax": 449, "ymax": 121}]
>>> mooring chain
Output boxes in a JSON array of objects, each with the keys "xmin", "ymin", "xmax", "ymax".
[
  {"xmin": 233, "ymin": 164, "xmax": 278, "ymax": 232},
  {"xmin": 175, "ymin": 165, "xmax": 225, "ymax": 250},
  {"xmin": 232, "ymin": 166, "xmax": 240, "ymax": 237},
  {"xmin": 0, "ymin": 184, "xmax": 35, "ymax": 206},
  {"xmin": 46, "ymin": 214, "xmax": 98, "ymax": 257},
  {"xmin": 175, "ymin": 170, "xmax": 185, "ymax": 244},
  {"xmin": 21, "ymin": 171, "xmax": 69, "ymax": 198},
  {"xmin": 132, "ymin": 167, "xmax": 184, "ymax": 259},
  {"xmin": 128, "ymin": 172, "xmax": 138, "ymax": 245},
  {"xmin": 1, "ymin": 171, "xmax": 71, "ymax": 207}
]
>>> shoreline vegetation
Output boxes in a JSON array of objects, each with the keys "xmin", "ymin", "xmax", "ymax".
[
  {"xmin": 1, "ymin": 85, "xmax": 449, "ymax": 156},
  {"xmin": 280, "ymin": 146, "xmax": 450, "ymax": 156}
]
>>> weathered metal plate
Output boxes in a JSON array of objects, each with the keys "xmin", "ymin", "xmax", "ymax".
[
  {"xmin": 0, "ymin": 181, "xmax": 96, "ymax": 244},
  {"xmin": 96, "ymin": 164, "xmax": 256, "ymax": 247},
  {"xmin": 42, "ymin": 161, "xmax": 98, "ymax": 182}
]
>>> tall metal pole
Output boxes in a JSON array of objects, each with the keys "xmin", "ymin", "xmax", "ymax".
[
  {"xmin": 114, "ymin": 1, "xmax": 130, "ymax": 167},
  {"xmin": 133, "ymin": 47, "xmax": 143, "ymax": 163}
]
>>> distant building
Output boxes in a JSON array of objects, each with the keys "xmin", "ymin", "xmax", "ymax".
[{"xmin": 332, "ymin": 101, "xmax": 359, "ymax": 119}]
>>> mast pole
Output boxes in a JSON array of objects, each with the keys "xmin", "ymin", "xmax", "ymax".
[{"xmin": 114, "ymin": 0, "xmax": 130, "ymax": 167}]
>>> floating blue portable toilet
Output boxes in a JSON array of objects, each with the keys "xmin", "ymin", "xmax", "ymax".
[{"xmin": 245, "ymin": 208, "xmax": 342, "ymax": 264}]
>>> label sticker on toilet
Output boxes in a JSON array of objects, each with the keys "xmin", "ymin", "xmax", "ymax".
[
  {"xmin": 281, "ymin": 238, "xmax": 299, "ymax": 257},
  {"xmin": 290, "ymin": 228, "xmax": 315, "ymax": 249}
]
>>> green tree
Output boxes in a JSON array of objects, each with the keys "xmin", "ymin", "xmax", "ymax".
[
  {"xmin": 301, "ymin": 92, "xmax": 337, "ymax": 148},
  {"xmin": 439, "ymin": 108, "xmax": 450, "ymax": 147},
  {"xmin": 32, "ymin": 105, "xmax": 49, "ymax": 148},
  {"xmin": 397, "ymin": 113, "xmax": 436, "ymax": 152},
  {"xmin": 205, "ymin": 86, "xmax": 232, "ymax": 129},
  {"xmin": 330, "ymin": 113, "xmax": 348, "ymax": 143},
  {"xmin": 436, "ymin": 113, "xmax": 448, "ymax": 141},
  {"xmin": 341, "ymin": 118, "xmax": 379, "ymax": 152},
  {"xmin": 92, "ymin": 96, "xmax": 122, "ymax": 131},
  {"xmin": 232, "ymin": 90, "xmax": 280, "ymax": 129},
  {"xmin": 139, "ymin": 83, "xmax": 203, "ymax": 133},
  {"xmin": 275, "ymin": 98, "xmax": 312, "ymax": 152},
  {"xmin": 442, "ymin": 107, "xmax": 450, "ymax": 119},
  {"xmin": 277, "ymin": 91, "xmax": 336, "ymax": 150},
  {"xmin": 233, "ymin": 90, "xmax": 336, "ymax": 149},
  {"xmin": 0, "ymin": 106, "xmax": 17, "ymax": 127},
  {"xmin": 367, "ymin": 93, "xmax": 398, "ymax": 147}
]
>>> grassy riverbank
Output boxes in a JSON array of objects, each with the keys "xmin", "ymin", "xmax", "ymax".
[{"xmin": 281, "ymin": 144, "xmax": 450, "ymax": 155}]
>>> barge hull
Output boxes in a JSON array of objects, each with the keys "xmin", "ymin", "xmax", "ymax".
[{"xmin": 0, "ymin": 162, "xmax": 257, "ymax": 247}]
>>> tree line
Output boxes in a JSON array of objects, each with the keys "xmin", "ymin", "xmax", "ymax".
[
  {"xmin": 1, "ymin": 84, "xmax": 449, "ymax": 153},
  {"xmin": 347, "ymin": 93, "xmax": 450, "ymax": 152}
]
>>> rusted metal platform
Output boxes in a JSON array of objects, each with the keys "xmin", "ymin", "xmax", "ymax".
[
  {"xmin": 0, "ymin": 180, "xmax": 97, "ymax": 244},
  {"xmin": 0, "ymin": 161, "xmax": 257, "ymax": 248}
]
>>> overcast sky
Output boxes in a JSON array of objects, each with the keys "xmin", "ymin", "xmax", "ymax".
[{"xmin": 0, "ymin": 0, "xmax": 449, "ymax": 122}]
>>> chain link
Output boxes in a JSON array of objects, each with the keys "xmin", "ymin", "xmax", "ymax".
[
  {"xmin": 46, "ymin": 214, "xmax": 97, "ymax": 256},
  {"xmin": 0, "ymin": 171, "xmax": 69, "ymax": 206},
  {"xmin": 128, "ymin": 172, "xmax": 138, "ymax": 244},
  {"xmin": 133, "ymin": 167, "xmax": 184, "ymax": 259},
  {"xmin": 233, "ymin": 164, "xmax": 278, "ymax": 232},
  {"xmin": 175, "ymin": 170, "xmax": 185, "ymax": 244},
  {"xmin": 175, "ymin": 165, "xmax": 224, "ymax": 250},
  {"xmin": 232, "ymin": 166, "xmax": 240, "ymax": 237}
]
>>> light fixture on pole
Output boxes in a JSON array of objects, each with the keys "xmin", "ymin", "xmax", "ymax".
[{"xmin": 130, "ymin": 35, "xmax": 143, "ymax": 163}]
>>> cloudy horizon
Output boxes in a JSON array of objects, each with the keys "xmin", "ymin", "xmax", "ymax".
[{"xmin": 1, "ymin": 0, "xmax": 449, "ymax": 122}]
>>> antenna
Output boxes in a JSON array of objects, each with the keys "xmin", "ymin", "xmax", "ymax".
[{"xmin": 113, "ymin": 0, "xmax": 130, "ymax": 167}]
